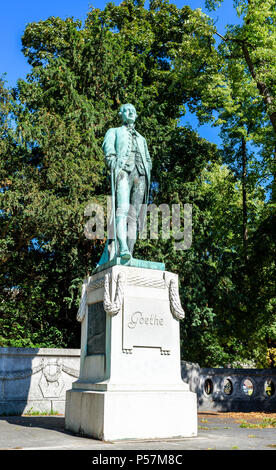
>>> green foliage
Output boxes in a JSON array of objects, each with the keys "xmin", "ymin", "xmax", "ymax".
[
  {"xmin": 0, "ymin": 0, "xmax": 275, "ymax": 367},
  {"xmin": 1, "ymin": 0, "xmax": 221, "ymax": 350},
  {"xmin": 202, "ymin": 0, "xmax": 276, "ymax": 197}
]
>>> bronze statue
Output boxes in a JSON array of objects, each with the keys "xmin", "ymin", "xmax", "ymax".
[{"xmin": 98, "ymin": 103, "xmax": 152, "ymax": 265}]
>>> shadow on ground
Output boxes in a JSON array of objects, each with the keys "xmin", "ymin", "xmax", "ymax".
[{"xmin": 1, "ymin": 412, "xmax": 276, "ymax": 450}]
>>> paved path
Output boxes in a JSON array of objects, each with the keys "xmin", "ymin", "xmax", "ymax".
[{"xmin": 0, "ymin": 412, "xmax": 275, "ymax": 451}]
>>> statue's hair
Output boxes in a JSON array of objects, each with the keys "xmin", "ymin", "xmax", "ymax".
[{"xmin": 118, "ymin": 103, "xmax": 138, "ymax": 118}]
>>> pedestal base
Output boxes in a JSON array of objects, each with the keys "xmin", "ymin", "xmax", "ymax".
[
  {"xmin": 65, "ymin": 264, "xmax": 198, "ymax": 441},
  {"xmin": 65, "ymin": 388, "xmax": 197, "ymax": 440}
]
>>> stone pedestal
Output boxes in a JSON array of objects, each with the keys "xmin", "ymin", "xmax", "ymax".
[{"xmin": 65, "ymin": 263, "xmax": 197, "ymax": 440}]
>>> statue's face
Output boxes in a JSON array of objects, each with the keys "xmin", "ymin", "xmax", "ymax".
[{"xmin": 121, "ymin": 104, "xmax": 137, "ymax": 124}]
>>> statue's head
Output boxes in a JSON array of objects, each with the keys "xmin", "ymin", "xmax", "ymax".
[{"xmin": 118, "ymin": 103, "xmax": 138, "ymax": 125}]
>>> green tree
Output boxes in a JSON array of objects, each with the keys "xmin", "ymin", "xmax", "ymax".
[
  {"xmin": 202, "ymin": 0, "xmax": 276, "ymax": 200},
  {"xmin": 0, "ymin": 0, "xmax": 274, "ymax": 368},
  {"xmin": 201, "ymin": 0, "xmax": 276, "ymax": 365},
  {"xmin": 146, "ymin": 131, "xmax": 266, "ymax": 366},
  {"xmin": 169, "ymin": 0, "xmax": 276, "ymax": 365},
  {"xmin": 0, "ymin": 1, "xmax": 220, "ymax": 348}
]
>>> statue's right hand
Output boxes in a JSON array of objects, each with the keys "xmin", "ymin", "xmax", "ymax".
[
  {"xmin": 110, "ymin": 157, "xmax": 117, "ymax": 170},
  {"xmin": 106, "ymin": 154, "xmax": 116, "ymax": 170}
]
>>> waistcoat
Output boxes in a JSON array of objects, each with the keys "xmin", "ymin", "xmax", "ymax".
[{"xmin": 123, "ymin": 128, "xmax": 146, "ymax": 175}]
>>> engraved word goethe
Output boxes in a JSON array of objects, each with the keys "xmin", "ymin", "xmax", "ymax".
[
  {"xmin": 123, "ymin": 296, "xmax": 171, "ymax": 353},
  {"xmin": 128, "ymin": 311, "xmax": 164, "ymax": 329}
]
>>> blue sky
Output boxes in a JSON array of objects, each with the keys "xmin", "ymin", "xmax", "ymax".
[{"xmin": 0, "ymin": 0, "xmax": 240, "ymax": 147}]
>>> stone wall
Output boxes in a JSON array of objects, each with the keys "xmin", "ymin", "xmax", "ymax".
[
  {"xmin": 0, "ymin": 348, "xmax": 80, "ymax": 415},
  {"xmin": 1, "ymin": 349, "xmax": 275, "ymax": 415},
  {"xmin": 181, "ymin": 361, "xmax": 276, "ymax": 412}
]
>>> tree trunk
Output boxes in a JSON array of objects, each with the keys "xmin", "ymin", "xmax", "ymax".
[
  {"xmin": 241, "ymin": 136, "xmax": 248, "ymax": 264},
  {"xmin": 272, "ymin": 146, "xmax": 276, "ymax": 203}
]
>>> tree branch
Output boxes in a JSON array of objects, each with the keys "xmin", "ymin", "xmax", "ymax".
[
  {"xmin": 215, "ymin": 31, "xmax": 227, "ymax": 42},
  {"xmin": 241, "ymin": 43, "xmax": 276, "ymax": 134}
]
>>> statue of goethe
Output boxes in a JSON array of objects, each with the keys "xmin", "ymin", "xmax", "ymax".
[{"xmin": 99, "ymin": 103, "xmax": 152, "ymax": 264}]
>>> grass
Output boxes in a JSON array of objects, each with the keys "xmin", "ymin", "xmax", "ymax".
[
  {"xmin": 24, "ymin": 408, "xmax": 61, "ymax": 416},
  {"xmin": 239, "ymin": 417, "xmax": 276, "ymax": 429},
  {"xmin": 0, "ymin": 409, "xmax": 61, "ymax": 417},
  {"xmin": 201, "ymin": 411, "xmax": 276, "ymax": 429}
]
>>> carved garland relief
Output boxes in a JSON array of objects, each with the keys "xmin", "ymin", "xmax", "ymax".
[
  {"xmin": 77, "ymin": 270, "xmax": 185, "ymax": 321},
  {"xmin": 0, "ymin": 358, "xmax": 80, "ymax": 399}
]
